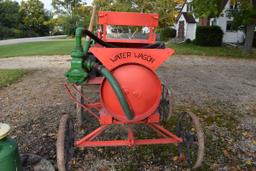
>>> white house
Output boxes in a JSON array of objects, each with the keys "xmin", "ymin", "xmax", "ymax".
[{"xmin": 175, "ymin": 0, "xmax": 245, "ymax": 43}]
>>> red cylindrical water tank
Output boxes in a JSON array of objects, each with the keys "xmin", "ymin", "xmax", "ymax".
[{"xmin": 101, "ymin": 64, "xmax": 162, "ymax": 122}]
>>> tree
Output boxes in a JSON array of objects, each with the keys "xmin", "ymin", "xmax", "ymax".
[
  {"xmin": 0, "ymin": 0, "xmax": 22, "ymax": 39},
  {"xmin": 0, "ymin": 0, "xmax": 20, "ymax": 28},
  {"xmin": 192, "ymin": 0, "xmax": 220, "ymax": 19},
  {"xmin": 192, "ymin": 0, "xmax": 256, "ymax": 54},
  {"xmin": 94, "ymin": 0, "xmax": 179, "ymax": 27},
  {"xmin": 52, "ymin": 0, "xmax": 86, "ymax": 16},
  {"xmin": 93, "ymin": 0, "xmax": 133, "ymax": 11},
  {"xmin": 230, "ymin": 0, "xmax": 256, "ymax": 54},
  {"xmin": 52, "ymin": 0, "xmax": 91, "ymax": 35},
  {"xmin": 155, "ymin": 0, "xmax": 178, "ymax": 27},
  {"xmin": 20, "ymin": 0, "xmax": 51, "ymax": 36}
]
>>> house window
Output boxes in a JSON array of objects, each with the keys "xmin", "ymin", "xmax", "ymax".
[
  {"xmin": 226, "ymin": 21, "xmax": 236, "ymax": 32},
  {"xmin": 187, "ymin": 3, "xmax": 193, "ymax": 12},
  {"xmin": 211, "ymin": 19, "xmax": 217, "ymax": 26}
]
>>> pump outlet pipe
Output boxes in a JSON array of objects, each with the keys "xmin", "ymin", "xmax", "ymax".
[
  {"xmin": 71, "ymin": 27, "xmax": 134, "ymax": 120},
  {"xmin": 86, "ymin": 61, "xmax": 134, "ymax": 120}
]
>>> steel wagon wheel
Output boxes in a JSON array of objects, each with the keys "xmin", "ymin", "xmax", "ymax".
[
  {"xmin": 56, "ymin": 114, "xmax": 75, "ymax": 171},
  {"xmin": 176, "ymin": 111, "xmax": 205, "ymax": 169},
  {"xmin": 159, "ymin": 83, "xmax": 174, "ymax": 122}
]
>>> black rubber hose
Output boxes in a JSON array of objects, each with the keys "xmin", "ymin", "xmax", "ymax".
[
  {"xmin": 82, "ymin": 29, "xmax": 118, "ymax": 48},
  {"xmin": 81, "ymin": 29, "xmax": 165, "ymax": 49}
]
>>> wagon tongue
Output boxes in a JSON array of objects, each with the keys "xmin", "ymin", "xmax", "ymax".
[{"xmin": 89, "ymin": 47, "xmax": 175, "ymax": 71}]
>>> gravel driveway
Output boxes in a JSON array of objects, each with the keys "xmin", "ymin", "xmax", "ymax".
[{"xmin": 0, "ymin": 55, "xmax": 255, "ymax": 170}]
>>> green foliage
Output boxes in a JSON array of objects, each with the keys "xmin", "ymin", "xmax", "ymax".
[
  {"xmin": 229, "ymin": 0, "xmax": 256, "ymax": 27},
  {"xmin": 0, "ymin": 0, "xmax": 52, "ymax": 39},
  {"xmin": 228, "ymin": 0, "xmax": 256, "ymax": 54},
  {"xmin": 94, "ymin": 0, "xmax": 179, "ymax": 27},
  {"xmin": 19, "ymin": 0, "xmax": 50, "ymax": 36},
  {"xmin": 160, "ymin": 27, "xmax": 176, "ymax": 41},
  {"xmin": 195, "ymin": 26, "xmax": 223, "ymax": 46},
  {"xmin": 0, "ymin": 0, "xmax": 23, "ymax": 39},
  {"xmin": 0, "ymin": 0, "xmax": 20, "ymax": 28},
  {"xmin": 185, "ymin": 39, "xmax": 192, "ymax": 43},
  {"xmin": 52, "ymin": 0, "xmax": 85, "ymax": 15},
  {"xmin": 192, "ymin": 0, "xmax": 222, "ymax": 18},
  {"xmin": 0, "ymin": 69, "xmax": 25, "ymax": 89},
  {"xmin": 52, "ymin": 0, "xmax": 91, "ymax": 35}
]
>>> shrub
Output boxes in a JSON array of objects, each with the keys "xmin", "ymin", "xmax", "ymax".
[
  {"xmin": 185, "ymin": 39, "xmax": 192, "ymax": 43},
  {"xmin": 195, "ymin": 26, "xmax": 223, "ymax": 46},
  {"xmin": 0, "ymin": 26, "xmax": 23, "ymax": 40},
  {"xmin": 160, "ymin": 27, "xmax": 176, "ymax": 41}
]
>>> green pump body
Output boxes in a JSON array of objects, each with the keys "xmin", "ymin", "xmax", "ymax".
[
  {"xmin": 65, "ymin": 27, "xmax": 134, "ymax": 120},
  {"xmin": 0, "ymin": 137, "xmax": 22, "ymax": 171},
  {"xmin": 65, "ymin": 27, "xmax": 90, "ymax": 84}
]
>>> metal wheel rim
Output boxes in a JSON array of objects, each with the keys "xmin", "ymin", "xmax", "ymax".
[
  {"xmin": 159, "ymin": 83, "xmax": 174, "ymax": 122},
  {"xmin": 176, "ymin": 111, "xmax": 205, "ymax": 169},
  {"xmin": 56, "ymin": 114, "xmax": 75, "ymax": 171}
]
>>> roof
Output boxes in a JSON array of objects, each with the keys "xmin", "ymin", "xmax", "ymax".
[
  {"xmin": 176, "ymin": 12, "xmax": 196, "ymax": 24},
  {"xmin": 176, "ymin": 0, "xmax": 230, "ymax": 20},
  {"xmin": 178, "ymin": 0, "xmax": 188, "ymax": 15}
]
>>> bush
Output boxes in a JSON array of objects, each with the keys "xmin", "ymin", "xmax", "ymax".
[
  {"xmin": 195, "ymin": 26, "xmax": 223, "ymax": 46},
  {"xmin": 160, "ymin": 27, "xmax": 176, "ymax": 41},
  {"xmin": 0, "ymin": 26, "xmax": 39, "ymax": 40},
  {"xmin": 0, "ymin": 26, "xmax": 23, "ymax": 40},
  {"xmin": 185, "ymin": 39, "xmax": 192, "ymax": 43}
]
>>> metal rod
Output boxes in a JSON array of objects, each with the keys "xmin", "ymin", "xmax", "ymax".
[
  {"xmin": 75, "ymin": 125, "xmax": 109, "ymax": 146},
  {"xmin": 64, "ymin": 83, "xmax": 100, "ymax": 120},
  {"xmin": 148, "ymin": 124, "xmax": 169, "ymax": 138},
  {"xmin": 150, "ymin": 123, "xmax": 183, "ymax": 142},
  {"xmin": 76, "ymin": 138, "xmax": 181, "ymax": 148}
]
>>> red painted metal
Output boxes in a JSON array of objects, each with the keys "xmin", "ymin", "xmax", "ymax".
[
  {"xmin": 98, "ymin": 11, "xmax": 159, "ymax": 44},
  {"xmin": 76, "ymin": 138, "xmax": 181, "ymax": 147},
  {"xmin": 64, "ymin": 83, "xmax": 100, "ymax": 120},
  {"xmin": 150, "ymin": 124, "xmax": 182, "ymax": 141},
  {"xmin": 101, "ymin": 64, "xmax": 162, "ymax": 122},
  {"xmin": 65, "ymin": 11, "xmax": 182, "ymax": 151},
  {"xmin": 75, "ymin": 125, "xmax": 109, "ymax": 146},
  {"xmin": 98, "ymin": 12, "xmax": 159, "ymax": 27},
  {"xmin": 75, "ymin": 123, "xmax": 182, "ymax": 148},
  {"xmin": 127, "ymin": 126, "xmax": 135, "ymax": 147},
  {"xmin": 90, "ymin": 47, "xmax": 174, "ymax": 71}
]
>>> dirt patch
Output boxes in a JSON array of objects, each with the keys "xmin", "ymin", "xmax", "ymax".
[{"xmin": 0, "ymin": 55, "xmax": 255, "ymax": 170}]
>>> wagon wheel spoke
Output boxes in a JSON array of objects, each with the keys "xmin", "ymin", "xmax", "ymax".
[
  {"xmin": 159, "ymin": 83, "xmax": 174, "ymax": 122},
  {"xmin": 175, "ymin": 111, "xmax": 205, "ymax": 169},
  {"xmin": 57, "ymin": 114, "xmax": 75, "ymax": 171}
]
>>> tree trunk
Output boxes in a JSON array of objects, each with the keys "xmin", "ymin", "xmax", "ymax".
[{"xmin": 243, "ymin": 24, "xmax": 255, "ymax": 54}]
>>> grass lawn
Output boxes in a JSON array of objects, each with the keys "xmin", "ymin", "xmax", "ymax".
[
  {"xmin": 0, "ymin": 40, "xmax": 74, "ymax": 58},
  {"xmin": 167, "ymin": 42, "xmax": 256, "ymax": 58},
  {"xmin": 0, "ymin": 39, "xmax": 255, "ymax": 58},
  {"xmin": 0, "ymin": 69, "xmax": 25, "ymax": 89}
]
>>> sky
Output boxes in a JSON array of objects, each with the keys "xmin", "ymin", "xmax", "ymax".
[{"xmin": 15, "ymin": 0, "xmax": 93, "ymax": 10}]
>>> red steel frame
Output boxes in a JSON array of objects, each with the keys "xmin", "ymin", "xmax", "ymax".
[
  {"xmin": 64, "ymin": 11, "xmax": 180, "ymax": 148},
  {"xmin": 98, "ymin": 11, "xmax": 159, "ymax": 44},
  {"xmin": 64, "ymin": 82, "xmax": 183, "ymax": 148}
]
